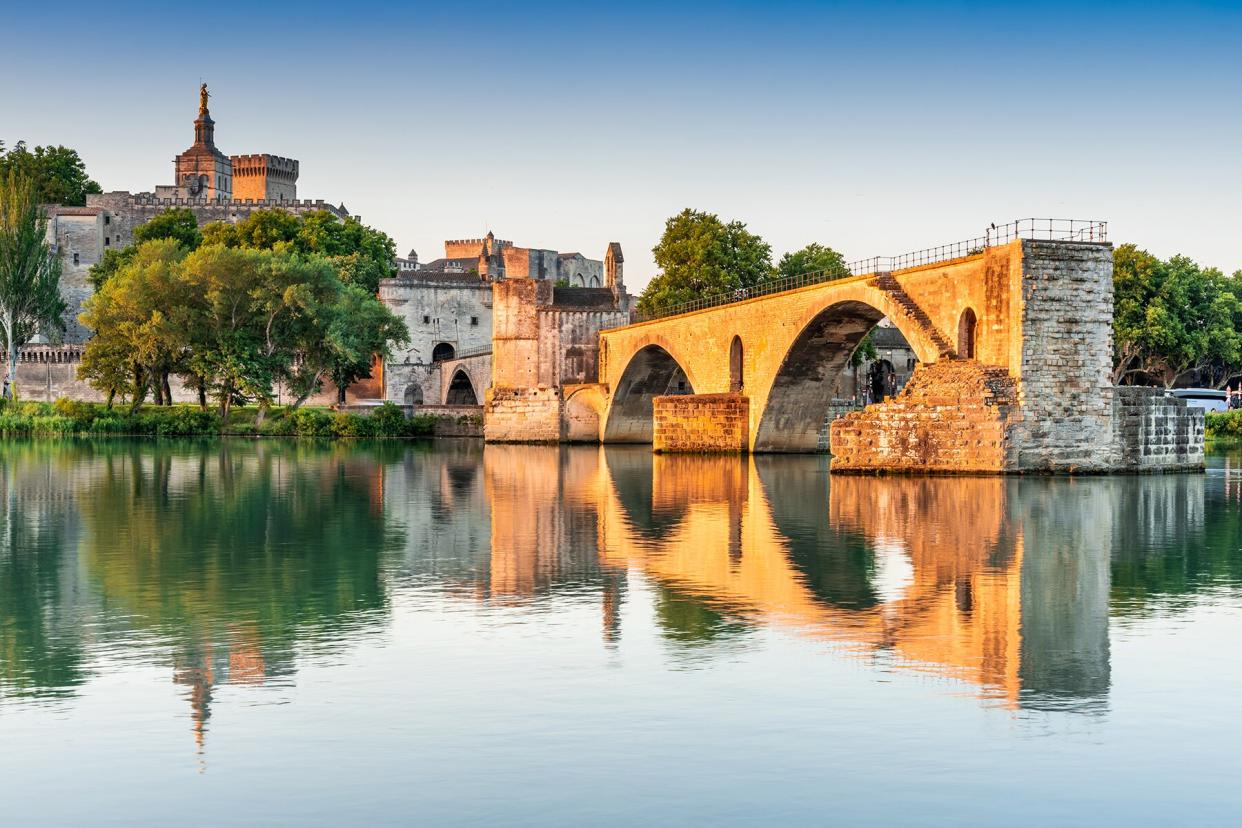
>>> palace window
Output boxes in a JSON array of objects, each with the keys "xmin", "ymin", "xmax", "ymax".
[
  {"xmin": 73, "ymin": 253, "xmax": 80, "ymax": 266},
  {"xmin": 423, "ymin": 315, "xmax": 431, "ymax": 324},
  {"xmin": 470, "ymin": 316, "xmax": 479, "ymax": 326}
]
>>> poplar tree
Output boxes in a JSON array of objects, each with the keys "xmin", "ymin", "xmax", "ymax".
[{"xmin": 0, "ymin": 172, "xmax": 65, "ymax": 399}]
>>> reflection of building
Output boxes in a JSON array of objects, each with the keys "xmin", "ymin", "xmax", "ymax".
[{"xmin": 172, "ymin": 630, "xmax": 271, "ymax": 756}]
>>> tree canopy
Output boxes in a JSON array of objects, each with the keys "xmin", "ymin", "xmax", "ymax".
[
  {"xmin": 0, "ymin": 142, "xmax": 101, "ymax": 206},
  {"xmin": 776, "ymin": 242, "xmax": 851, "ymax": 280},
  {"xmin": 202, "ymin": 208, "xmax": 397, "ymax": 293},
  {"xmin": 637, "ymin": 209, "xmax": 773, "ymax": 315},
  {"xmin": 1112, "ymin": 243, "xmax": 1242, "ymax": 388},
  {"xmin": 80, "ymin": 238, "xmax": 408, "ymax": 419}
]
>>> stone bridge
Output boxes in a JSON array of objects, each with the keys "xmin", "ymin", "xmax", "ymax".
[{"xmin": 486, "ymin": 235, "xmax": 1204, "ymax": 473}]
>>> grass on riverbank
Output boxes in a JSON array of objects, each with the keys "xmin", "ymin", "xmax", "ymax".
[{"xmin": 0, "ymin": 399, "xmax": 437, "ymax": 439}]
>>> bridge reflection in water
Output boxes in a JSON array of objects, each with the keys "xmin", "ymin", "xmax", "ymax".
[
  {"xmin": 0, "ymin": 440, "xmax": 1218, "ymax": 746},
  {"xmin": 453, "ymin": 446, "xmax": 1208, "ymax": 713}
]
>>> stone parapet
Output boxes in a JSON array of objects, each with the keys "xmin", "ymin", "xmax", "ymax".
[{"xmin": 653, "ymin": 393, "xmax": 750, "ymax": 454}]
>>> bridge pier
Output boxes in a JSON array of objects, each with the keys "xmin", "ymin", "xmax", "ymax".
[{"xmin": 653, "ymin": 394, "xmax": 749, "ymax": 453}]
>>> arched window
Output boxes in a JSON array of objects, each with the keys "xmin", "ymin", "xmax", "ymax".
[
  {"xmin": 432, "ymin": 342, "xmax": 455, "ymax": 362},
  {"xmin": 957, "ymin": 308, "xmax": 978, "ymax": 359},
  {"xmin": 446, "ymin": 370, "xmax": 478, "ymax": 405},
  {"xmin": 729, "ymin": 335, "xmax": 744, "ymax": 392},
  {"xmin": 589, "ymin": 274, "xmax": 601, "ymax": 288}
]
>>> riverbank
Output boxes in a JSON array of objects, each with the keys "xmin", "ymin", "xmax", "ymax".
[
  {"xmin": 1205, "ymin": 410, "xmax": 1242, "ymax": 440},
  {"xmin": 0, "ymin": 399, "xmax": 477, "ymax": 439}
]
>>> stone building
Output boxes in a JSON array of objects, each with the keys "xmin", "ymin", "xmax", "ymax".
[
  {"xmin": 380, "ymin": 232, "xmax": 629, "ymax": 411},
  {"xmin": 13, "ymin": 87, "xmax": 355, "ymax": 400},
  {"xmin": 37, "ymin": 85, "xmax": 353, "ymax": 347}
]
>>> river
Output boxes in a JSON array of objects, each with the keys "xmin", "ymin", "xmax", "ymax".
[{"xmin": 1, "ymin": 439, "xmax": 1240, "ymax": 825}]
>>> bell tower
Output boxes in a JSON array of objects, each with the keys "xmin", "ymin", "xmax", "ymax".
[{"xmin": 173, "ymin": 84, "xmax": 233, "ymax": 201}]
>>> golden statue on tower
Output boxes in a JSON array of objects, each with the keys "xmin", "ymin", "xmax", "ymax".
[{"xmin": 199, "ymin": 83, "xmax": 210, "ymax": 116}]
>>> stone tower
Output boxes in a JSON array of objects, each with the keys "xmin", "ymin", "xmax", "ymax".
[
  {"xmin": 173, "ymin": 84, "xmax": 233, "ymax": 201},
  {"xmin": 229, "ymin": 154, "xmax": 299, "ymax": 202},
  {"xmin": 605, "ymin": 242, "xmax": 625, "ymax": 296}
]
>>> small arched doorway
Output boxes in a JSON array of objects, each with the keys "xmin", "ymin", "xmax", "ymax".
[
  {"xmin": 729, "ymin": 336, "xmax": 744, "ymax": 392},
  {"xmin": 432, "ymin": 342, "xmax": 455, "ymax": 362},
  {"xmin": 445, "ymin": 370, "xmax": 478, "ymax": 405},
  {"xmin": 957, "ymin": 309, "xmax": 977, "ymax": 359},
  {"xmin": 404, "ymin": 383, "xmax": 423, "ymax": 406}
]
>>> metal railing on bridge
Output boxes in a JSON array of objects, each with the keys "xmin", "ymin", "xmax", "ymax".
[{"xmin": 630, "ymin": 218, "xmax": 1107, "ymax": 323}]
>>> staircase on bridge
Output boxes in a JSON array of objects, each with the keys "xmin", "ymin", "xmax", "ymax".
[{"xmin": 869, "ymin": 273, "xmax": 957, "ymax": 359}]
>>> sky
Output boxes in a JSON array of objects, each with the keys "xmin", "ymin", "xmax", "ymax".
[{"xmin": 2, "ymin": 1, "xmax": 1240, "ymax": 288}]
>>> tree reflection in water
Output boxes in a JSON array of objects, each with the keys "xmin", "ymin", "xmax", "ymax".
[{"xmin": 2, "ymin": 439, "xmax": 1238, "ymax": 734}]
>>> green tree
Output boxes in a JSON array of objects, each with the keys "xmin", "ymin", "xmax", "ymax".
[
  {"xmin": 202, "ymin": 209, "xmax": 396, "ymax": 293},
  {"xmin": 776, "ymin": 242, "xmax": 851, "ymax": 280},
  {"xmin": 0, "ymin": 142, "xmax": 101, "ymax": 206},
  {"xmin": 133, "ymin": 207, "xmax": 202, "ymax": 249},
  {"xmin": 319, "ymin": 284, "xmax": 409, "ymax": 406},
  {"xmin": 1112, "ymin": 244, "xmax": 1242, "ymax": 387},
  {"xmin": 89, "ymin": 208, "xmax": 203, "ymax": 288},
  {"xmin": 79, "ymin": 240, "xmax": 191, "ymax": 409},
  {"xmin": 637, "ymin": 208, "xmax": 773, "ymax": 315},
  {"xmin": 0, "ymin": 172, "xmax": 65, "ymax": 399}
]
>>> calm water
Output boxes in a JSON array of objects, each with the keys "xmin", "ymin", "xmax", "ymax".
[{"xmin": 2, "ymin": 439, "xmax": 1241, "ymax": 826}]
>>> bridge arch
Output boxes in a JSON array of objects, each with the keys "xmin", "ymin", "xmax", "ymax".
[
  {"xmin": 751, "ymin": 284, "xmax": 947, "ymax": 453},
  {"xmin": 753, "ymin": 300, "xmax": 885, "ymax": 452},
  {"xmin": 445, "ymin": 369, "xmax": 478, "ymax": 405},
  {"xmin": 563, "ymin": 384, "xmax": 608, "ymax": 443},
  {"xmin": 603, "ymin": 342, "xmax": 697, "ymax": 443}
]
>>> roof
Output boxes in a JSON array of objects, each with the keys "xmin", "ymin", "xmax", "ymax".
[
  {"xmin": 552, "ymin": 287, "xmax": 618, "ymax": 310},
  {"xmin": 419, "ymin": 257, "xmax": 480, "ymax": 273},
  {"xmin": 872, "ymin": 326, "xmax": 913, "ymax": 348},
  {"xmin": 45, "ymin": 206, "xmax": 103, "ymax": 217}
]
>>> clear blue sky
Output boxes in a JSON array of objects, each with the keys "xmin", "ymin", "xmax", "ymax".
[{"xmin": 3, "ymin": 1, "xmax": 1240, "ymax": 286}]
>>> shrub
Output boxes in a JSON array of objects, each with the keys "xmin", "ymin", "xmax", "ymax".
[
  {"xmin": 1206, "ymin": 410, "xmax": 1242, "ymax": 438},
  {"xmin": 89, "ymin": 416, "xmax": 132, "ymax": 434},
  {"xmin": 331, "ymin": 412, "xmax": 374, "ymax": 439},
  {"xmin": 53, "ymin": 398, "xmax": 99, "ymax": 426},
  {"xmin": 370, "ymin": 402, "xmax": 408, "ymax": 438},
  {"xmin": 0, "ymin": 414, "xmax": 34, "ymax": 434},
  {"xmin": 293, "ymin": 407, "xmax": 334, "ymax": 438},
  {"xmin": 31, "ymin": 415, "xmax": 76, "ymax": 434},
  {"xmin": 408, "ymin": 414, "xmax": 436, "ymax": 437},
  {"xmin": 160, "ymin": 407, "xmax": 222, "ymax": 436}
]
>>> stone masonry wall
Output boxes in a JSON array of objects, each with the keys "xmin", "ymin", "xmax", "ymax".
[
  {"xmin": 1011, "ymin": 241, "xmax": 1117, "ymax": 471},
  {"xmin": 1112, "ymin": 387, "xmax": 1204, "ymax": 471},
  {"xmin": 484, "ymin": 386, "xmax": 562, "ymax": 443},
  {"xmin": 653, "ymin": 394, "xmax": 750, "ymax": 454},
  {"xmin": 830, "ymin": 361, "xmax": 1018, "ymax": 473}
]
